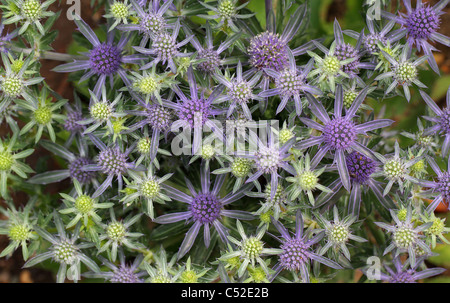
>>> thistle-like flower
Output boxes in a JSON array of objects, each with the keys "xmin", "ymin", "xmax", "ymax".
[
  {"xmin": 375, "ymin": 45, "xmax": 427, "ymax": 102},
  {"xmin": 120, "ymin": 166, "xmax": 172, "ymax": 219},
  {"xmin": 134, "ymin": 19, "xmax": 193, "ymax": 73},
  {"xmin": 270, "ymin": 210, "xmax": 342, "ymax": 283},
  {"xmin": 297, "ymin": 85, "xmax": 394, "ymax": 191},
  {"xmin": 98, "ymin": 209, "xmax": 144, "ymax": 262},
  {"xmin": 199, "ymin": 0, "xmax": 254, "ymax": 32},
  {"xmin": 2, "ymin": 0, "xmax": 56, "ymax": 35},
  {"xmin": 0, "ymin": 198, "xmax": 38, "ymax": 260},
  {"xmin": 153, "ymin": 164, "xmax": 254, "ymax": 259},
  {"xmin": 104, "ymin": 0, "xmax": 133, "ymax": 31},
  {"xmin": 118, "ymin": 0, "xmax": 173, "ymax": 46},
  {"xmin": 220, "ymin": 222, "xmax": 282, "ymax": 278},
  {"xmin": 184, "ymin": 22, "xmax": 242, "ymax": 73},
  {"xmin": 54, "ymin": 17, "xmax": 145, "ymax": 99},
  {"xmin": 23, "ymin": 212, "xmax": 100, "ymax": 283},
  {"xmin": 16, "ymin": 86, "xmax": 67, "ymax": 143},
  {"xmin": 366, "ymin": 255, "xmax": 446, "ymax": 283},
  {"xmin": 84, "ymin": 249, "xmax": 146, "ymax": 283},
  {"xmin": 59, "ymin": 179, "xmax": 114, "ymax": 228},
  {"xmin": 0, "ymin": 131, "xmax": 34, "ymax": 198},
  {"xmin": 260, "ymin": 51, "xmax": 322, "ymax": 116},
  {"xmin": 418, "ymin": 156, "xmax": 450, "ymax": 213},
  {"xmin": 375, "ymin": 207, "xmax": 432, "ymax": 267},
  {"xmin": 316, "ymin": 207, "xmax": 367, "ymax": 261},
  {"xmin": 382, "ymin": 0, "xmax": 450, "ymax": 73},
  {"xmin": 213, "ymin": 61, "xmax": 262, "ymax": 120}
]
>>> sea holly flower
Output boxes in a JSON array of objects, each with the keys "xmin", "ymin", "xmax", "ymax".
[
  {"xmin": 118, "ymin": 0, "xmax": 173, "ymax": 47},
  {"xmin": 315, "ymin": 150, "xmax": 396, "ymax": 216},
  {"xmin": 84, "ymin": 134, "xmax": 138, "ymax": 198},
  {"xmin": 401, "ymin": 117, "xmax": 438, "ymax": 153},
  {"xmin": 16, "ymin": 86, "xmax": 67, "ymax": 143},
  {"xmin": 270, "ymin": 210, "xmax": 342, "ymax": 283},
  {"xmin": 0, "ymin": 131, "xmax": 34, "ymax": 198},
  {"xmin": 153, "ymin": 164, "xmax": 254, "ymax": 259},
  {"xmin": 213, "ymin": 156, "xmax": 257, "ymax": 194},
  {"xmin": 372, "ymin": 141, "xmax": 423, "ymax": 196},
  {"xmin": 239, "ymin": 133, "xmax": 296, "ymax": 200},
  {"xmin": 98, "ymin": 209, "xmax": 144, "ymax": 262},
  {"xmin": 220, "ymin": 221, "xmax": 282, "ymax": 278},
  {"xmin": 375, "ymin": 207, "xmax": 432, "ymax": 267},
  {"xmin": 59, "ymin": 179, "xmax": 114, "ymax": 228},
  {"xmin": 375, "ymin": 45, "xmax": 427, "ymax": 102},
  {"xmin": 285, "ymin": 154, "xmax": 331, "ymax": 206},
  {"xmin": 417, "ymin": 156, "xmax": 450, "ymax": 213},
  {"xmin": 134, "ymin": 19, "xmax": 193, "ymax": 73},
  {"xmin": 307, "ymin": 41, "xmax": 356, "ymax": 93},
  {"xmin": 421, "ymin": 87, "xmax": 450, "ymax": 159},
  {"xmin": 0, "ymin": 20, "xmax": 18, "ymax": 53},
  {"xmin": 120, "ymin": 166, "xmax": 172, "ymax": 219},
  {"xmin": 163, "ymin": 65, "xmax": 224, "ymax": 153},
  {"xmin": 144, "ymin": 247, "xmax": 182, "ymax": 283},
  {"xmin": 183, "ymin": 22, "xmax": 242, "ymax": 73},
  {"xmin": 420, "ymin": 211, "xmax": 450, "ymax": 249},
  {"xmin": 83, "ymin": 249, "xmax": 146, "ymax": 283},
  {"xmin": 198, "ymin": 0, "xmax": 254, "ymax": 32},
  {"xmin": 54, "ymin": 17, "xmax": 146, "ymax": 99},
  {"xmin": 246, "ymin": 4, "xmax": 308, "ymax": 76},
  {"xmin": 0, "ymin": 53, "xmax": 43, "ymax": 112},
  {"xmin": 260, "ymin": 51, "xmax": 322, "ymax": 116},
  {"xmin": 382, "ymin": 0, "xmax": 450, "ymax": 74},
  {"xmin": 78, "ymin": 87, "xmax": 125, "ymax": 135},
  {"xmin": 23, "ymin": 211, "xmax": 100, "ymax": 283},
  {"xmin": 296, "ymin": 85, "xmax": 394, "ymax": 191},
  {"xmin": 213, "ymin": 61, "xmax": 263, "ymax": 120},
  {"xmin": 127, "ymin": 64, "xmax": 174, "ymax": 105},
  {"xmin": 176, "ymin": 257, "xmax": 211, "ymax": 283},
  {"xmin": 104, "ymin": 0, "xmax": 133, "ymax": 31},
  {"xmin": 315, "ymin": 206, "xmax": 367, "ymax": 261},
  {"xmin": 367, "ymin": 255, "xmax": 446, "ymax": 283},
  {"xmin": 27, "ymin": 139, "xmax": 97, "ymax": 186},
  {"xmin": 331, "ymin": 20, "xmax": 375, "ymax": 86},
  {"xmin": 248, "ymin": 182, "xmax": 288, "ymax": 222},
  {"xmin": 0, "ymin": 198, "xmax": 38, "ymax": 260},
  {"xmin": 1, "ymin": 0, "xmax": 56, "ymax": 35}
]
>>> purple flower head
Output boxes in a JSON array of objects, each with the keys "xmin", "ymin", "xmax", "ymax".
[
  {"xmin": 184, "ymin": 22, "xmax": 241, "ymax": 73},
  {"xmin": 375, "ymin": 207, "xmax": 432, "ymax": 267},
  {"xmin": 315, "ymin": 149, "xmax": 395, "ymax": 217},
  {"xmin": 241, "ymin": 134, "xmax": 296, "ymax": 201},
  {"xmin": 154, "ymin": 164, "xmax": 254, "ymax": 260},
  {"xmin": 418, "ymin": 156, "xmax": 450, "ymax": 213},
  {"xmin": 270, "ymin": 210, "xmax": 342, "ymax": 282},
  {"xmin": 213, "ymin": 61, "xmax": 262, "ymax": 120},
  {"xmin": 246, "ymin": 4, "xmax": 308, "ymax": 73},
  {"xmin": 346, "ymin": 151, "xmax": 377, "ymax": 184},
  {"xmin": 69, "ymin": 157, "xmax": 96, "ymax": 184},
  {"xmin": 421, "ymin": 87, "xmax": 450, "ymax": 159},
  {"xmin": 84, "ymin": 134, "xmax": 136, "ymax": 198},
  {"xmin": 364, "ymin": 255, "xmax": 446, "ymax": 283},
  {"xmin": 64, "ymin": 111, "xmax": 84, "ymax": 133},
  {"xmin": 134, "ymin": 19, "xmax": 193, "ymax": 73},
  {"xmin": 260, "ymin": 50, "xmax": 322, "ymax": 116},
  {"xmin": 54, "ymin": 17, "xmax": 145, "ymax": 99},
  {"xmin": 382, "ymin": 0, "xmax": 450, "ymax": 73},
  {"xmin": 297, "ymin": 85, "xmax": 394, "ymax": 191},
  {"xmin": 118, "ymin": 0, "xmax": 173, "ymax": 47},
  {"xmin": 84, "ymin": 249, "xmax": 145, "ymax": 283},
  {"xmin": 0, "ymin": 22, "xmax": 18, "ymax": 53}
]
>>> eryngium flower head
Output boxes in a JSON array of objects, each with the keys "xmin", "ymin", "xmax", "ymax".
[
  {"xmin": 154, "ymin": 164, "xmax": 254, "ymax": 259},
  {"xmin": 248, "ymin": 31, "xmax": 288, "ymax": 72},
  {"xmin": 270, "ymin": 210, "xmax": 342, "ymax": 283},
  {"xmin": 69, "ymin": 157, "xmax": 95, "ymax": 184},
  {"xmin": 98, "ymin": 147, "xmax": 128, "ymax": 176},
  {"xmin": 346, "ymin": 151, "xmax": 377, "ymax": 184},
  {"xmin": 382, "ymin": 0, "xmax": 450, "ymax": 73}
]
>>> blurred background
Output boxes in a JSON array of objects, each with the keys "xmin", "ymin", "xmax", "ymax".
[{"xmin": 0, "ymin": 0, "xmax": 449, "ymax": 283}]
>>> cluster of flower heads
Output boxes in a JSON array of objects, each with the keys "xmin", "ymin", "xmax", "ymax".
[{"xmin": 0, "ymin": 0, "xmax": 449, "ymax": 283}]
